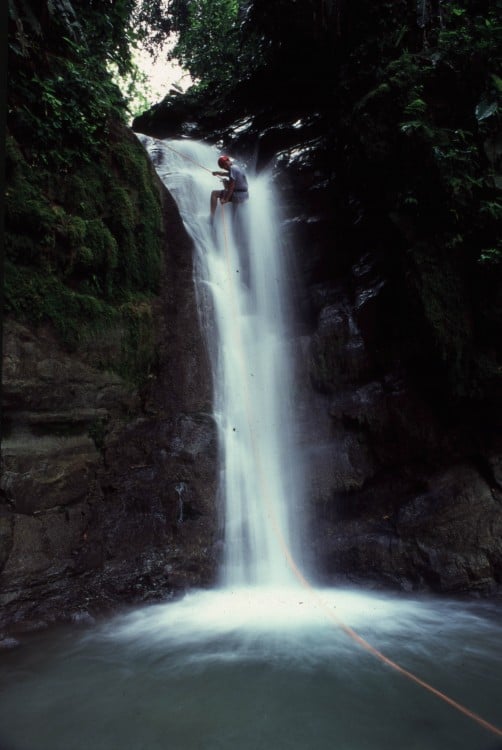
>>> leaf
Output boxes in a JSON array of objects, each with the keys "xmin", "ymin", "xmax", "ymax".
[
  {"xmin": 400, "ymin": 120, "xmax": 434, "ymax": 139},
  {"xmin": 394, "ymin": 25, "xmax": 408, "ymax": 47},
  {"xmin": 475, "ymin": 99, "xmax": 498, "ymax": 122},
  {"xmin": 404, "ymin": 98, "xmax": 427, "ymax": 116},
  {"xmin": 491, "ymin": 74, "xmax": 502, "ymax": 93},
  {"xmin": 354, "ymin": 83, "xmax": 390, "ymax": 112},
  {"xmin": 479, "ymin": 247, "xmax": 502, "ymax": 265}
]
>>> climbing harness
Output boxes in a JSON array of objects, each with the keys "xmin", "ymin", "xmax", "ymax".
[{"xmin": 167, "ymin": 140, "xmax": 502, "ymax": 740}]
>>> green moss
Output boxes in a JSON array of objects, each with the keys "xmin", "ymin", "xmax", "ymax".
[
  {"xmin": 4, "ymin": 262, "xmax": 117, "ymax": 349},
  {"xmin": 4, "ymin": 3, "xmax": 166, "ymax": 393},
  {"xmin": 108, "ymin": 135, "xmax": 162, "ymax": 294},
  {"xmin": 5, "ymin": 121, "xmax": 162, "ymax": 382},
  {"xmin": 5, "ymin": 136, "xmax": 58, "ymax": 263},
  {"xmin": 107, "ymin": 185, "xmax": 139, "ymax": 290},
  {"xmin": 117, "ymin": 299, "xmax": 157, "ymax": 383},
  {"xmin": 65, "ymin": 170, "xmax": 107, "ymax": 218},
  {"xmin": 5, "ymin": 262, "xmax": 156, "ymax": 385},
  {"xmin": 77, "ymin": 246, "xmax": 95, "ymax": 268},
  {"xmin": 65, "ymin": 216, "xmax": 87, "ymax": 248},
  {"xmin": 83, "ymin": 219, "xmax": 118, "ymax": 271}
]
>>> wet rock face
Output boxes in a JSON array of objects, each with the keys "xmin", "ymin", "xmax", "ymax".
[
  {"xmin": 5, "ymin": 84, "xmax": 497, "ymax": 622},
  {"xmin": 315, "ymin": 463, "xmax": 502, "ymax": 594},
  {"xmin": 297, "ymin": 241, "xmax": 502, "ymax": 595},
  {"xmin": 0, "ymin": 180, "xmax": 218, "ymax": 633},
  {"xmin": 137, "ymin": 98, "xmax": 502, "ymax": 597},
  {"xmin": 258, "ymin": 122, "xmax": 502, "ymax": 597},
  {"xmin": 133, "ymin": 90, "xmax": 502, "ymax": 596}
]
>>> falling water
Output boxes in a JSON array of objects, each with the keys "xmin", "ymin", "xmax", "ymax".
[
  {"xmin": 145, "ymin": 137, "xmax": 304, "ymax": 588},
  {"xmin": 0, "ymin": 137, "xmax": 501, "ymax": 750}
]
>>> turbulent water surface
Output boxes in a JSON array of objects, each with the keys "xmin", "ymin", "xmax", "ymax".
[
  {"xmin": 0, "ymin": 587, "xmax": 501, "ymax": 750},
  {"xmin": 1, "ymin": 139, "xmax": 500, "ymax": 750}
]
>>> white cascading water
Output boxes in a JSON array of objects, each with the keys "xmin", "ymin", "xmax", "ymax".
[{"xmin": 141, "ymin": 136, "xmax": 304, "ymax": 588}]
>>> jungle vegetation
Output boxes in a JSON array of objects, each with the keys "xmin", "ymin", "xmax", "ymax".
[
  {"xmin": 6, "ymin": 0, "xmax": 168, "ymax": 380},
  {"xmin": 5, "ymin": 0, "xmax": 501, "ymax": 395}
]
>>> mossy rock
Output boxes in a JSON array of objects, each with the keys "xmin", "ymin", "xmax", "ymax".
[{"xmin": 4, "ymin": 120, "xmax": 162, "ymax": 387}]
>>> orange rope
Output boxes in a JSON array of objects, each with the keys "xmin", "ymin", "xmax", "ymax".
[{"xmin": 219, "ymin": 204, "xmax": 502, "ymax": 740}]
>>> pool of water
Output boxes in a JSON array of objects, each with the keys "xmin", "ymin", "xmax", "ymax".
[{"xmin": 0, "ymin": 586, "xmax": 501, "ymax": 750}]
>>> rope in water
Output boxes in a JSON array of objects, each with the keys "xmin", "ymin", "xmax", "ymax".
[{"xmin": 163, "ymin": 138, "xmax": 502, "ymax": 739}]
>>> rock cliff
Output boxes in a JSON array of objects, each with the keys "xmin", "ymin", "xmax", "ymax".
[
  {"xmin": 133, "ymin": 80, "xmax": 502, "ymax": 597},
  {"xmin": 3, "ymin": 0, "xmax": 500, "ymax": 640},
  {"xmin": 1, "ymin": 162, "xmax": 219, "ymax": 633}
]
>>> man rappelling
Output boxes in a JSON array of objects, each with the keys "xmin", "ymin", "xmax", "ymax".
[{"xmin": 210, "ymin": 155, "xmax": 249, "ymax": 223}]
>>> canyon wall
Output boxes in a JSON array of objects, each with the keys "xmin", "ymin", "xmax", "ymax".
[{"xmin": 1, "ymin": 150, "xmax": 219, "ymax": 633}]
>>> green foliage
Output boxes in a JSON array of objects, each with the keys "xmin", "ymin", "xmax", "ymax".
[
  {"xmin": 9, "ymin": 49, "xmax": 126, "ymax": 168},
  {"xmin": 6, "ymin": 1, "xmax": 163, "ymax": 385},
  {"xmin": 5, "ymin": 128, "xmax": 161, "ymax": 299},
  {"xmin": 4, "ymin": 261, "xmax": 156, "ymax": 384},
  {"xmin": 131, "ymin": 0, "xmax": 176, "ymax": 54},
  {"xmin": 82, "ymin": 220, "xmax": 118, "ymax": 271},
  {"xmin": 171, "ymin": 0, "xmax": 237, "ymax": 91},
  {"xmin": 4, "ymin": 261, "xmax": 117, "ymax": 348},
  {"xmin": 479, "ymin": 245, "xmax": 502, "ymax": 265},
  {"xmin": 331, "ymin": 0, "xmax": 502, "ymax": 398},
  {"xmin": 117, "ymin": 298, "xmax": 157, "ymax": 383},
  {"xmin": 170, "ymin": 0, "xmax": 261, "ymax": 93},
  {"xmin": 110, "ymin": 61, "xmax": 156, "ymax": 120},
  {"xmin": 5, "ymin": 144, "xmax": 57, "ymax": 262},
  {"xmin": 8, "ymin": 0, "xmax": 173, "ymax": 155},
  {"xmin": 347, "ymin": 1, "xmax": 501, "ymax": 253},
  {"xmin": 67, "ymin": 0, "xmax": 137, "ymax": 75}
]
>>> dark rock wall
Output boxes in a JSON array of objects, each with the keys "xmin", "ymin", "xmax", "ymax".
[
  {"xmin": 134, "ymin": 102, "xmax": 502, "ymax": 597},
  {"xmin": 1, "ymin": 169, "xmax": 219, "ymax": 633},
  {"xmin": 271, "ymin": 129, "xmax": 502, "ymax": 596}
]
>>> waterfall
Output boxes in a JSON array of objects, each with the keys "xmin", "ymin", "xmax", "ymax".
[
  {"xmin": 140, "ymin": 137, "xmax": 305, "ymax": 589},
  {"xmin": 0, "ymin": 139, "xmax": 502, "ymax": 750},
  {"xmin": 3, "ymin": 135, "xmax": 501, "ymax": 747}
]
